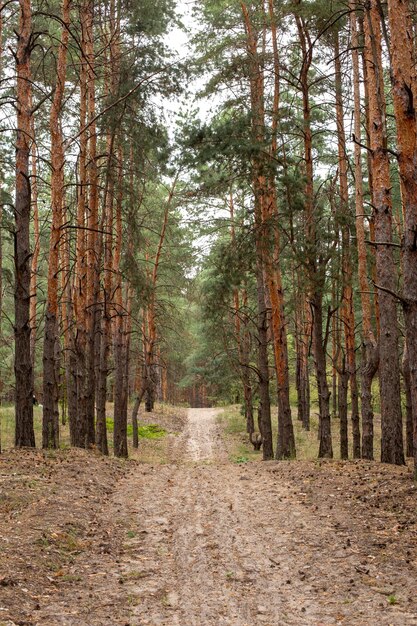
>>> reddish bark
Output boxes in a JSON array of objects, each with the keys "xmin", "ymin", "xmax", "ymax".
[
  {"xmin": 363, "ymin": 0, "xmax": 404, "ymax": 465},
  {"xmin": 42, "ymin": 0, "xmax": 71, "ymax": 448},
  {"xmin": 386, "ymin": 0, "xmax": 417, "ymax": 475},
  {"xmin": 14, "ymin": 0, "xmax": 35, "ymax": 447},
  {"xmin": 241, "ymin": 1, "xmax": 294, "ymax": 459}
]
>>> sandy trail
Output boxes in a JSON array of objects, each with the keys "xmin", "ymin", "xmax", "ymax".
[
  {"xmin": 185, "ymin": 407, "xmax": 221, "ymax": 462},
  {"xmin": 27, "ymin": 408, "xmax": 417, "ymax": 625}
]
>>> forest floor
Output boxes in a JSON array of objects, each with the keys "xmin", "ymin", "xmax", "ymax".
[{"xmin": 1, "ymin": 407, "xmax": 417, "ymax": 626}]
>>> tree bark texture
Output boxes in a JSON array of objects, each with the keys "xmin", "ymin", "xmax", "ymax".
[
  {"xmin": 113, "ymin": 147, "xmax": 128, "ymax": 458},
  {"xmin": 255, "ymin": 264, "xmax": 273, "ymax": 460},
  {"xmin": 338, "ymin": 356, "xmax": 349, "ymax": 460},
  {"xmin": 363, "ymin": 0, "xmax": 404, "ymax": 465},
  {"xmin": 386, "ymin": 0, "xmax": 417, "ymax": 475},
  {"xmin": 42, "ymin": 0, "xmax": 71, "ymax": 449},
  {"xmin": 14, "ymin": 0, "xmax": 35, "ymax": 448},
  {"xmin": 350, "ymin": 1, "xmax": 378, "ymax": 460},
  {"xmin": 85, "ymin": 0, "xmax": 98, "ymax": 446},
  {"xmin": 241, "ymin": 1, "xmax": 295, "ymax": 459}
]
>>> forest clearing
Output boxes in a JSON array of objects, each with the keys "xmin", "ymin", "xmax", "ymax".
[{"xmin": 1, "ymin": 406, "xmax": 417, "ymax": 626}]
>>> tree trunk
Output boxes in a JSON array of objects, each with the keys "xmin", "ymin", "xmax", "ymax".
[
  {"xmin": 113, "ymin": 147, "xmax": 128, "ymax": 458},
  {"xmin": 386, "ymin": 0, "xmax": 417, "ymax": 475},
  {"xmin": 311, "ymin": 290, "xmax": 333, "ymax": 458},
  {"xmin": 14, "ymin": 0, "xmax": 35, "ymax": 448},
  {"xmin": 359, "ymin": 15, "xmax": 381, "ymax": 341},
  {"xmin": 363, "ymin": 0, "xmax": 404, "ymax": 465},
  {"xmin": 331, "ymin": 282, "xmax": 338, "ymax": 419},
  {"xmin": 402, "ymin": 346, "xmax": 414, "ymax": 458},
  {"xmin": 42, "ymin": 0, "xmax": 71, "ymax": 449},
  {"xmin": 96, "ymin": 129, "xmax": 114, "ymax": 456},
  {"xmin": 29, "ymin": 112, "xmax": 39, "ymax": 373},
  {"xmin": 255, "ymin": 264, "xmax": 273, "ymax": 460},
  {"xmin": 242, "ymin": 293, "xmax": 254, "ymax": 436},
  {"xmin": 95, "ymin": 0, "xmax": 118, "ymax": 455},
  {"xmin": 72, "ymin": 2, "xmax": 89, "ymax": 447},
  {"xmin": 113, "ymin": 314, "xmax": 128, "ymax": 458},
  {"xmin": 132, "ymin": 362, "xmax": 141, "ymax": 448},
  {"xmin": 85, "ymin": 0, "xmax": 98, "ymax": 447},
  {"xmin": 241, "ymin": 0, "xmax": 294, "ymax": 459},
  {"xmin": 0, "ymin": 195, "xmax": 1, "ymax": 450},
  {"xmin": 95, "ymin": 151, "xmax": 113, "ymax": 456},
  {"xmin": 338, "ymin": 355, "xmax": 349, "ymax": 460},
  {"xmin": 0, "ymin": 11, "xmax": 3, "ymax": 432},
  {"xmin": 297, "ymin": 296, "xmax": 311, "ymax": 431},
  {"xmin": 351, "ymin": 2, "xmax": 379, "ymax": 460}
]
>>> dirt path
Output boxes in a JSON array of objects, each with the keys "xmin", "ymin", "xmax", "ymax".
[
  {"xmin": 184, "ymin": 407, "xmax": 225, "ymax": 462},
  {"xmin": 2, "ymin": 408, "xmax": 417, "ymax": 625}
]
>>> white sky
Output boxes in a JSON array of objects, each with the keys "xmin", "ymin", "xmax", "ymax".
[{"xmin": 162, "ymin": 0, "xmax": 214, "ymax": 131}]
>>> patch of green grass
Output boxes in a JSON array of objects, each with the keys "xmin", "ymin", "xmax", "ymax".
[
  {"xmin": 220, "ymin": 409, "xmax": 246, "ymax": 435},
  {"xmin": 105, "ymin": 419, "xmax": 166, "ymax": 440},
  {"xmin": 388, "ymin": 595, "xmax": 398, "ymax": 605},
  {"xmin": 233, "ymin": 455, "xmax": 249, "ymax": 464},
  {"xmin": 0, "ymin": 405, "xmax": 72, "ymax": 450},
  {"xmin": 127, "ymin": 530, "xmax": 136, "ymax": 539},
  {"xmin": 138, "ymin": 424, "xmax": 167, "ymax": 439},
  {"xmin": 106, "ymin": 418, "xmax": 132, "ymax": 436}
]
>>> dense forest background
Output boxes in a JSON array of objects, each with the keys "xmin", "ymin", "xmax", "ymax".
[{"xmin": 1, "ymin": 0, "xmax": 417, "ymax": 475}]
